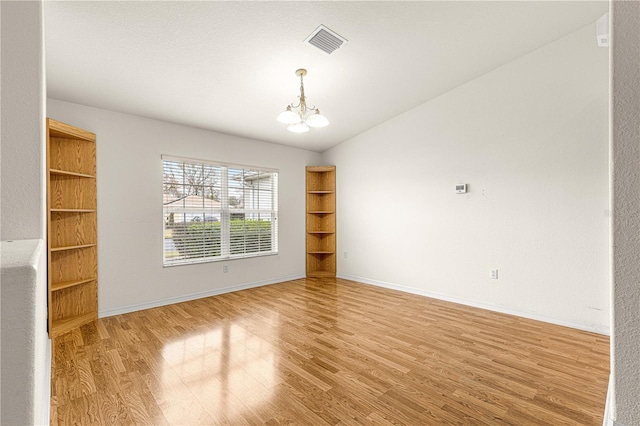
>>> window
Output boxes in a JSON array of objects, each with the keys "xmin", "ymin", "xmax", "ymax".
[{"xmin": 162, "ymin": 156, "xmax": 278, "ymax": 266}]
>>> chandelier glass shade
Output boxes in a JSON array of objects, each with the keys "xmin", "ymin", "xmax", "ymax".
[{"xmin": 277, "ymin": 69, "xmax": 329, "ymax": 133}]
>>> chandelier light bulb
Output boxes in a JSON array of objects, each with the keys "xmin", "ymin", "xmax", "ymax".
[
  {"xmin": 306, "ymin": 109, "xmax": 329, "ymax": 128},
  {"xmin": 287, "ymin": 122, "xmax": 310, "ymax": 133},
  {"xmin": 277, "ymin": 106, "xmax": 301, "ymax": 125}
]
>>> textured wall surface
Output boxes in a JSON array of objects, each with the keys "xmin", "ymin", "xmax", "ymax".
[
  {"xmin": 612, "ymin": 1, "xmax": 640, "ymax": 424},
  {"xmin": 324, "ymin": 23, "xmax": 609, "ymax": 333},
  {"xmin": 0, "ymin": 2, "xmax": 50, "ymax": 425},
  {"xmin": 47, "ymin": 99, "xmax": 322, "ymax": 316},
  {"xmin": 0, "ymin": 1, "xmax": 46, "ymax": 241},
  {"xmin": 0, "ymin": 240, "xmax": 49, "ymax": 426}
]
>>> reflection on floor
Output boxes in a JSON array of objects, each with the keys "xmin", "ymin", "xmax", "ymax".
[{"xmin": 50, "ymin": 277, "xmax": 609, "ymax": 425}]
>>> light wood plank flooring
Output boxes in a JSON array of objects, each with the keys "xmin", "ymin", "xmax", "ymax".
[{"xmin": 51, "ymin": 278, "xmax": 609, "ymax": 425}]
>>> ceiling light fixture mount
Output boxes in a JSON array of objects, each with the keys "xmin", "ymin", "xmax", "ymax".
[{"xmin": 277, "ymin": 68, "xmax": 329, "ymax": 133}]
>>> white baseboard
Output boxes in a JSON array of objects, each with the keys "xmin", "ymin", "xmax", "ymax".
[
  {"xmin": 99, "ymin": 272, "xmax": 609, "ymax": 335},
  {"xmin": 39, "ymin": 339, "xmax": 51, "ymax": 426},
  {"xmin": 603, "ymin": 374, "xmax": 614, "ymax": 426},
  {"xmin": 602, "ymin": 374, "xmax": 627, "ymax": 426},
  {"xmin": 99, "ymin": 274, "xmax": 305, "ymax": 318},
  {"xmin": 338, "ymin": 274, "xmax": 610, "ymax": 336}
]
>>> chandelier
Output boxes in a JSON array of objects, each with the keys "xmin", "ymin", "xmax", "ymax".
[{"xmin": 277, "ymin": 69, "xmax": 329, "ymax": 133}]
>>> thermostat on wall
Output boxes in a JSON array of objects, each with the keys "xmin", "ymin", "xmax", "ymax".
[{"xmin": 455, "ymin": 184, "xmax": 467, "ymax": 194}]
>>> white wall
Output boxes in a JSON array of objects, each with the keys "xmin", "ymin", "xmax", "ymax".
[
  {"xmin": 47, "ymin": 99, "xmax": 321, "ymax": 315},
  {"xmin": 0, "ymin": 0, "xmax": 46, "ymax": 241},
  {"xmin": 0, "ymin": 1, "xmax": 50, "ymax": 425},
  {"xmin": 611, "ymin": 1, "xmax": 640, "ymax": 424},
  {"xmin": 1, "ymin": 240, "xmax": 48, "ymax": 426},
  {"xmin": 323, "ymin": 23, "xmax": 610, "ymax": 332}
]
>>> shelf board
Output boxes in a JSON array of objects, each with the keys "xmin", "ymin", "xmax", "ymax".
[
  {"xmin": 51, "ymin": 208, "xmax": 96, "ymax": 213},
  {"xmin": 50, "ymin": 168, "xmax": 95, "ymax": 178},
  {"xmin": 308, "ymin": 231, "xmax": 335, "ymax": 234},
  {"xmin": 307, "ymin": 270, "xmax": 336, "ymax": 278},
  {"xmin": 50, "ymin": 243, "xmax": 96, "ymax": 252},
  {"xmin": 51, "ymin": 312, "xmax": 97, "ymax": 337},
  {"xmin": 307, "ymin": 190, "xmax": 335, "ymax": 194},
  {"xmin": 306, "ymin": 166, "xmax": 335, "ymax": 173},
  {"xmin": 51, "ymin": 277, "xmax": 96, "ymax": 292},
  {"xmin": 308, "ymin": 251, "xmax": 335, "ymax": 254},
  {"xmin": 308, "ymin": 211, "xmax": 334, "ymax": 214},
  {"xmin": 48, "ymin": 118, "xmax": 96, "ymax": 141}
]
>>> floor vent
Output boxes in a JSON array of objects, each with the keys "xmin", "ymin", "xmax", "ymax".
[{"xmin": 305, "ymin": 25, "xmax": 347, "ymax": 55}]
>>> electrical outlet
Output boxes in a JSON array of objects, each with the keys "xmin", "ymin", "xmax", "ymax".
[
  {"xmin": 490, "ymin": 269, "xmax": 498, "ymax": 279},
  {"xmin": 223, "ymin": 264, "xmax": 229, "ymax": 273},
  {"xmin": 344, "ymin": 251, "xmax": 348, "ymax": 259}
]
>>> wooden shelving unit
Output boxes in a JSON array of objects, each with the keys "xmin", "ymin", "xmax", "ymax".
[
  {"xmin": 47, "ymin": 118, "xmax": 98, "ymax": 337},
  {"xmin": 306, "ymin": 166, "xmax": 336, "ymax": 278}
]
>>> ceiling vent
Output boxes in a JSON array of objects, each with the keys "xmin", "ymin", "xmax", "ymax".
[{"xmin": 304, "ymin": 25, "xmax": 347, "ymax": 55}]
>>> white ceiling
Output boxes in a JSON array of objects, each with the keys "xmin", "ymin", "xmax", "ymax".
[{"xmin": 44, "ymin": 1, "xmax": 608, "ymax": 153}]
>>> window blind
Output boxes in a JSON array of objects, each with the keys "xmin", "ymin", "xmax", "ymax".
[{"xmin": 162, "ymin": 156, "xmax": 278, "ymax": 266}]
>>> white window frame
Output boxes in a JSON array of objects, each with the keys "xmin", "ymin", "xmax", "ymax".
[{"xmin": 162, "ymin": 155, "xmax": 278, "ymax": 267}]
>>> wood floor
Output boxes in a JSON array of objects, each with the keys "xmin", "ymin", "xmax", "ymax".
[{"xmin": 50, "ymin": 278, "xmax": 610, "ymax": 425}]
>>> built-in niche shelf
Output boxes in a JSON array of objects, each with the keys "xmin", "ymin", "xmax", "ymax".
[
  {"xmin": 47, "ymin": 118, "xmax": 98, "ymax": 338},
  {"xmin": 306, "ymin": 166, "xmax": 336, "ymax": 278}
]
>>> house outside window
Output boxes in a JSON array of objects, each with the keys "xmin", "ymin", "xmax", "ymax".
[{"xmin": 162, "ymin": 156, "xmax": 278, "ymax": 266}]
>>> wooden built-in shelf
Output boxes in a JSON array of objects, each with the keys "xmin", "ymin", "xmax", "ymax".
[
  {"xmin": 50, "ymin": 243, "xmax": 96, "ymax": 252},
  {"xmin": 51, "ymin": 277, "xmax": 97, "ymax": 292},
  {"xmin": 51, "ymin": 312, "xmax": 98, "ymax": 338},
  {"xmin": 50, "ymin": 169, "xmax": 95, "ymax": 178},
  {"xmin": 306, "ymin": 166, "xmax": 336, "ymax": 278},
  {"xmin": 47, "ymin": 118, "xmax": 98, "ymax": 337}
]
